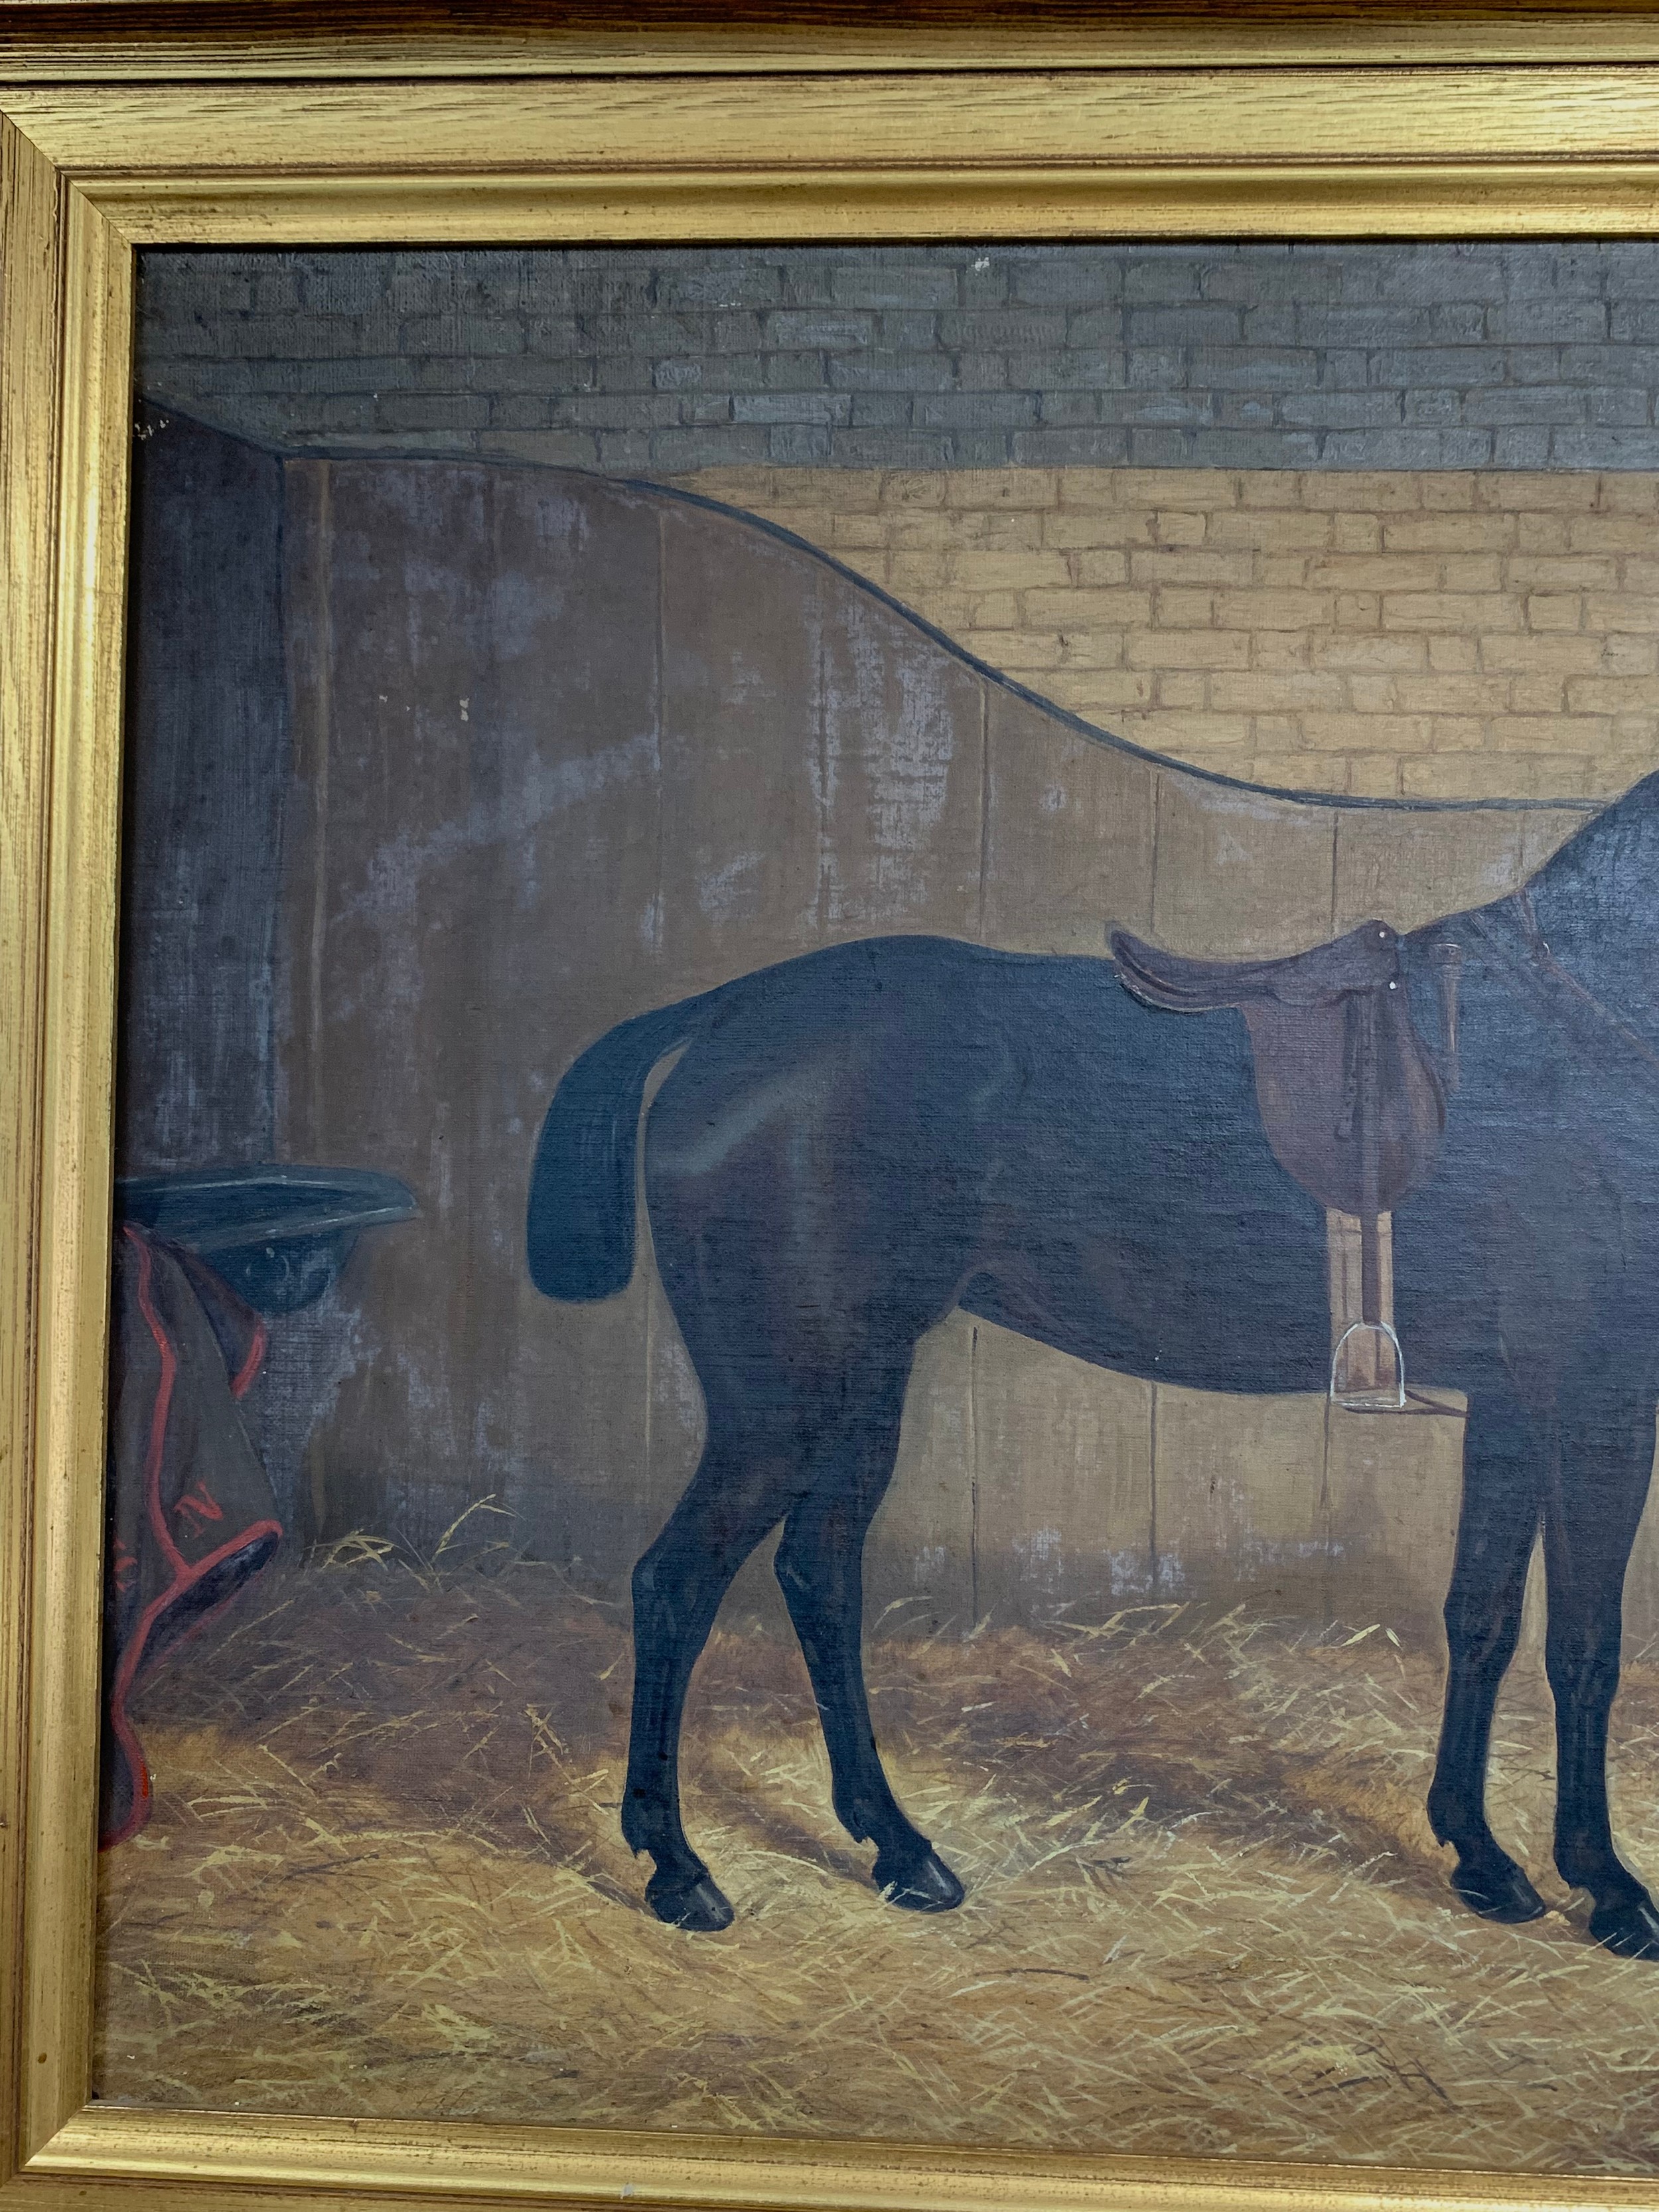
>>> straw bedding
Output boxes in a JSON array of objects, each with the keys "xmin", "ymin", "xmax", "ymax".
[{"xmin": 95, "ymin": 1540, "xmax": 1659, "ymax": 2171}]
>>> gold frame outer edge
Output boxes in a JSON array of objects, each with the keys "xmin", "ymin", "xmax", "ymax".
[
  {"xmin": 9, "ymin": 7, "xmax": 1659, "ymax": 80},
  {"xmin": 9, "ymin": 47, "xmax": 1659, "ymax": 2212},
  {"xmin": 0, "ymin": 102, "xmax": 59, "ymax": 2191}
]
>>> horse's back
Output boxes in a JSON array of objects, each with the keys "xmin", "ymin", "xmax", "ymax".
[{"xmin": 640, "ymin": 934, "xmax": 1331, "ymax": 1396}]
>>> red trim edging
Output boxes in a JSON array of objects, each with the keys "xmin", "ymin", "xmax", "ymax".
[{"xmin": 103, "ymin": 1227, "xmax": 280, "ymax": 1850}]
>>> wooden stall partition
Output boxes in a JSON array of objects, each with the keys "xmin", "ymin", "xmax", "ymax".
[
  {"xmin": 241, "ymin": 457, "xmax": 1646, "ymax": 1633},
  {"xmin": 277, "ymin": 462, "xmax": 670, "ymax": 1570}
]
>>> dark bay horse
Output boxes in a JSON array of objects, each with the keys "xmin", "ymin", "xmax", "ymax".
[{"xmin": 528, "ymin": 771, "xmax": 1659, "ymax": 1953}]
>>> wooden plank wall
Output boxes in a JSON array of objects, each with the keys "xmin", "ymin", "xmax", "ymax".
[{"xmin": 265, "ymin": 457, "xmax": 1619, "ymax": 1641}]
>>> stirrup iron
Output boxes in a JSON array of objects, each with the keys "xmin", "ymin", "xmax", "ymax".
[{"xmin": 1330, "ymin": 1319, "xmax": 1406, "ymax": 1414}]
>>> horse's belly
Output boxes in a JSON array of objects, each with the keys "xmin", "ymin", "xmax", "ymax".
[
  {"xmin": 962, "ymin": 999, "xmax": 1333, "ymax": 1394},
  {"xmin": 961, "ymin": 1198, "xmax": 1331, "ymax": 1396}
]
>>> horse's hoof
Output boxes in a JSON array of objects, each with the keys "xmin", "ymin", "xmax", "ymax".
[
  {"xmin": 1589, "ymin": 1895, "xmax": 1659, "ymax": 1958},
  {"xmin": 1450, "ymin": 1852, "xmax": 1546, "ymax": 1924},
  {"xmin": 646, "ymin": 1870, "xmax": 735, "ymax": 1932},
  {"xmin": 875, "ymin": 1846, "xmax": 965, "ymax": 1913}
]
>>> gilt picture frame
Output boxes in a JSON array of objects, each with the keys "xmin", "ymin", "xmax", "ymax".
[{"xmin": 13, "ymin": 11, "xmax": 1659, "ymax": 2208}]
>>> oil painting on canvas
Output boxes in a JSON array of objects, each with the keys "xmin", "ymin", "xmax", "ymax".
[{"xmin": 96, "ymin": 242, "xmax": 1659, "ymax": 2170}]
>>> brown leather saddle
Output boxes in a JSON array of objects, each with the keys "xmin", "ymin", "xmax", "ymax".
[{"xmin": 1110, "ymin": 919, "xmax": 1447, "ymax": 1347}]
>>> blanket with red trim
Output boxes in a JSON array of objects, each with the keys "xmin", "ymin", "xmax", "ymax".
[{"xmin": 101, "ymin": 1224, "xmax": 282, "ymax": 1847}]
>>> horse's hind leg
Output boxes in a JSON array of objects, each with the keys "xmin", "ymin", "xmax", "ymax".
[
  {"xmin": 1428, "ymin": 1386, "xmax": 1549, "ymax": 1923},
  {"xmin": 773, "ymin": 1376, "xmax": 965, "ymax": 1915},
  {"xmin": 623, "ymin": 1428, "xmax": 810, "ymax": 1931},
  {"xmin": 1544, "ymin": 1378, "xmax": 1659, "ymax": 1958}
]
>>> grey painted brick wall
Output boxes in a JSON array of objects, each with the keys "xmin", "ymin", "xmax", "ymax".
[{"xmin": 137, "ymin": 244, "xmax": 1659, "ymax": 473}]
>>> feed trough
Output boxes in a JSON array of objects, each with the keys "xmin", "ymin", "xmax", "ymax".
[{"xmin": 115, "ymin": 1164, "xmax": 418, "ymax": 1314}]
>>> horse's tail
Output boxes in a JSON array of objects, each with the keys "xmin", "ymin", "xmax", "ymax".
[{"xmin": 526, "ymin": 985, "xmax": 726, "ymax": 1301}]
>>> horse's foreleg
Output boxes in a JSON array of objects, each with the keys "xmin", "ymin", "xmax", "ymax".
[
  {"xmin": 774, "ymin": 1390, "xmax": 965, "ymax": 1915},
  {"xmin": 1544, "ymin": 1381, "xmax": 1659, "ymax": 1958},
  {"xmin": 623, "ymin": 1435, "xmax": 808, "ymax": 1931},
  {"xmin": 1428, "ymin": 1388, "xmax": 1549, "ymax": 1923}
]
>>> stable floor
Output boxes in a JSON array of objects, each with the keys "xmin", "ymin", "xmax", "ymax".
[{"xmin": 95, "ymin": 1550, "xmax": 1659, "ymax": 2172}]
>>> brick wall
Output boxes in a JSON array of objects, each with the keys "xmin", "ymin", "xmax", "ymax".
[
  {"xmin": 139, "ymin": 244, "xmax": 1659, "ymax": 476},
  {"xmin": 674, "ymin": 465, "xmax": 1659, "ymax": 799},
  {"xmin": 136, "ymin": 244, "xmax": 1659, "ymax": 800}
]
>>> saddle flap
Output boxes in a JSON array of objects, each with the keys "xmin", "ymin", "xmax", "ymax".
[
  {"xmin": 1244, "ymin": 990, "xmax": 1446, "ymax": 1216},
  {"xmin": 1112, "ymin": 919, "xmax": 1448, "ymax": 1218}
]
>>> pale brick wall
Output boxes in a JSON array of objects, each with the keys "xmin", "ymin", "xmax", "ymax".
[{"xmin": 674, "ymin": 465, "xmax": 1659, "ymax": 800}]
